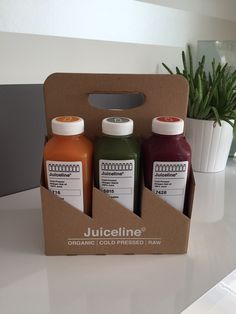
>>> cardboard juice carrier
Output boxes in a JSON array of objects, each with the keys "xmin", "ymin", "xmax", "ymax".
[{"xmin": 41, "ymin": 73, "xmax": 195, "ymax": 255}]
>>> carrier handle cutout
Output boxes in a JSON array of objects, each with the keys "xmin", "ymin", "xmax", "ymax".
[{"xmin": 88, "ymin": 92, "xmax": 145, "ymax": 110}]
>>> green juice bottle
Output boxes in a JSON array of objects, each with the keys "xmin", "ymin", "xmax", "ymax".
[{"xmin": 94, "ymin": 117, "xmax": 140, "ymax": 214}]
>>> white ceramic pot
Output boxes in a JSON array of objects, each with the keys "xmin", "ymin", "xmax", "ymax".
[{"xmin": 185, "ymin": 118, "xmax": 233, "ymax": 172}]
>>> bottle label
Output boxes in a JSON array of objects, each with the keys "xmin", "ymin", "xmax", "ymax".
[
  {"xmin": 46, "ymin": 160, "xmax": 84, "ymax": 211},
  {"xmin": 152, "ymin": 161, "xmax": 188, "ymax": 212},
  {"xmin": 99, "ymin": 159, "xmax": 135, "ymax": 211}
]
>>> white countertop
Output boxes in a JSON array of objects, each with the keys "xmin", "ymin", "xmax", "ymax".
[
  {"xmin": 0, "ymin": 159, "xmax": 236, "ymax": 314},
  {"xmin": 182, "ymin": 269, "xmax": 236, "ymax": 313}
]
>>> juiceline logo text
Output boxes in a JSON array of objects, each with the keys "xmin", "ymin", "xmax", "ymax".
[
  {"xmin": 67, "ymin": 226, "xmax": 162, "ymax": 247},
  {"xmin": 101, "ymin": 162, "xmax": 133, "ymax": 171},
  {"xmin": 83, "ymin": 227, "xmax": 145, "ymax": 237}
]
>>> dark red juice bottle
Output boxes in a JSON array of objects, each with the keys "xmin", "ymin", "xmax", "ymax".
[{"xmin": 143, "ymin": 116, "xmax": 191, "ymax": 212}]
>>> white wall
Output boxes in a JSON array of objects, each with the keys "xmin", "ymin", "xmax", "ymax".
[
  {"xmin": 138, "ymin": 0, "xmax": 236, "ymax": 22},
  {"xmin": 0, "ymin": 32, "xmax": 183, "ymax": 84},
  {"xmin": 1, "ymin": 0, "xmax": 236, "ymax": 47},
  {"xmin": 0, "ymin": 0, "xmax": 236, "ymax": 83}
]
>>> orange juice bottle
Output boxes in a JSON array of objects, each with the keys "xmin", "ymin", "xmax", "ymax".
[{"xmin": 43, "ymin": 116, "xmax": 93, "ymax": 215}]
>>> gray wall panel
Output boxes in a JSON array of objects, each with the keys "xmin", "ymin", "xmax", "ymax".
[{"xmin": 0, "ymin": 85, "xmax": 46, "ymax": 196}]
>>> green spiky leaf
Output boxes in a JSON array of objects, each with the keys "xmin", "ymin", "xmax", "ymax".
[{"xmin": 162, "ymin": 45, "xmax": 236, "ymax": 131}]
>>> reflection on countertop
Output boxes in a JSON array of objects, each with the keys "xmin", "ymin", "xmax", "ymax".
[
  {"xmin": 192, "ymin": 159, "xmax": 236, "ymax": 223},
  {"xmin": 192, "ymin": 170, "xmax": 225, "ymax": 223}
]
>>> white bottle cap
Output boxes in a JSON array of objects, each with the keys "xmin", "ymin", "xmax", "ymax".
[
  {"xmin": 152, "ymin": 116, "xmax": 184, "ymax": 135},
  {"xmin": 52, "ymin": 116, "xmax": 84, "ymax": 136},
  {"xmin": 102, "ymin": 117, "xmax": 133, "ymax": 136}
]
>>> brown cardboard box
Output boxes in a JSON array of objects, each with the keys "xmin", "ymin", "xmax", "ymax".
[{"xmin": 41, "ymin": 73, "xmax": 195, "ymax": 255}]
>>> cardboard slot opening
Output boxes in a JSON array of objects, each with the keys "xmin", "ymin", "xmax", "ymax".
[
  {"xmin": 42, "ymin": 133, "xmax": 193, "ymax": 221},
  {"xmin": 88, "ymin": 92, "xmax": 145, "ymax": 110},
  {"xmin": 41, "ymin": 177, "xmax": 193, "ymax": 223},
  {"xmin": 183, "ymin": 168, "xmax": 195, "ymax": 219}
]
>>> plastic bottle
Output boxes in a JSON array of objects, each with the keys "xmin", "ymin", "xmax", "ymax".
[
  {"xmin": 94, "ymin": 117, "xmax": 140, "ymax": 214},
  {"xmin": 143, "ymin": 116, "xmax": 191, "ymax": 212},
  {"xmin": 43, "ymin": 116, "xmax": 93, "ymax": 215}
]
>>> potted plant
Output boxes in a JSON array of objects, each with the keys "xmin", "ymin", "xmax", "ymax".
[{"xmin": 162, "ymin": 45, "xmax": 236, "ymax": 172}]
